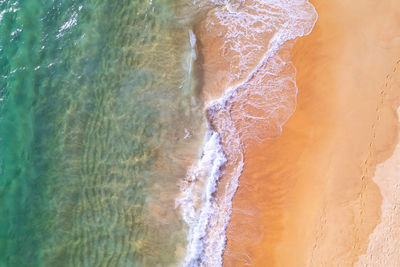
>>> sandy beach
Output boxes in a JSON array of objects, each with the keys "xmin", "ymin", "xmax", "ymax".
[{"xmin": 221, "ymin": 0, "xmax": 400, "ymax": 266}]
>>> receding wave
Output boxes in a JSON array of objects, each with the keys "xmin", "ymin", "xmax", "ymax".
[{"xmin": 176, "ymin": 0, "xmax": 318, "ymax": 266}]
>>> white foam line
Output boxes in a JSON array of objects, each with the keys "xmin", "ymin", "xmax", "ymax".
[{"xmin": 178, "ymin": 129, "xmax": 228, "ymax": 266}]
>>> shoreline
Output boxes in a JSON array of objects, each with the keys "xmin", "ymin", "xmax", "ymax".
[
  {"xmin": 223, "ymin": 0, "xmax": 400, "ymax": 266},
  {"xmin": 177, "ymin": 1, "xmax": 317, "ymax": 265}
]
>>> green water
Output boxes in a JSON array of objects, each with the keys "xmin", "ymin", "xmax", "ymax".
[{"xmin": 0, "ymin": 0, "xmax": 204, "ymax": 266}]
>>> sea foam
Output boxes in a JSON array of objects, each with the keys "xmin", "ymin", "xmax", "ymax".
[{"xmin": 176, "ymin": 0, "xmax": 318, "ymax": 266}]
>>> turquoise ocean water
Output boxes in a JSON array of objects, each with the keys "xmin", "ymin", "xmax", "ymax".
[{"xmin": 0, "ymin": 0, "xmax": 205, "ymax": 266}]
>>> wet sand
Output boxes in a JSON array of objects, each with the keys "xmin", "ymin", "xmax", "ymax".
[
  {"xmin": 191, "ymin": 1, "xmax": 317, "ymax": 265},
  {"xmin": 222, "ymin": 0, "xmax": 400, "ymax": 266}
]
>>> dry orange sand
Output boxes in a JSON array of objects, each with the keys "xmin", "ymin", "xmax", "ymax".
[
  {"xmin": 221, "ymin": 0, "xmax": 400, "ymax": 266},
  {"xmin": 355, "ymin": 108, "xmax": 400, "ymax": 266}
]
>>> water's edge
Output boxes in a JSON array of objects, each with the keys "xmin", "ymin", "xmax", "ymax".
[{"xmin": 176, "ymin": 1, "xmax": 318, "ymax": 266}]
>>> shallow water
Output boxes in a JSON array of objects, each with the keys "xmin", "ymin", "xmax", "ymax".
[{"xmin": 0, "ymin": 0, "xmax": 204, "ymax": 266}]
